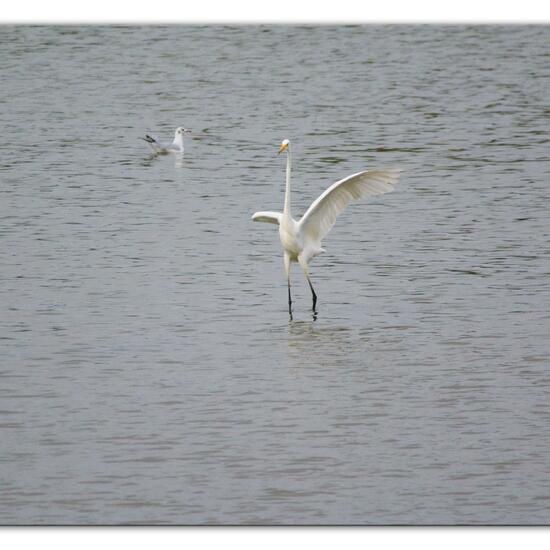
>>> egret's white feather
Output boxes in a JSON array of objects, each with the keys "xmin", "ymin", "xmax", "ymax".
[{"xmin": 299, "ymin": 169, "xmax": 400, "ymax": 242}]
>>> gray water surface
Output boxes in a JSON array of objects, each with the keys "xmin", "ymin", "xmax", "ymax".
[{"xmin": 1, "ymin": 25, "xmax": 550, "ymax": 524}]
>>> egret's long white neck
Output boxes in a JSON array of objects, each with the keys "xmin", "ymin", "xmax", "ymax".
[{"xmin": 283, "ymin": 145, "xmax": 292, "ymax": 216}]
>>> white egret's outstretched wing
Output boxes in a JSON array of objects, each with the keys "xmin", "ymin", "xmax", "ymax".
[
  {"xmin": 251, "ymin": 211, "xmax": 283, "ymax": 225},
  {"xmin": 299, "ymin": 169, "xmax": 400, "ymax": 241}
]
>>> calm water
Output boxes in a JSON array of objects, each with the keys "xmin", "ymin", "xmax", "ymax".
[{"xmin": 1, "ymin": 25, "xmax": 550, "ymax": 525}]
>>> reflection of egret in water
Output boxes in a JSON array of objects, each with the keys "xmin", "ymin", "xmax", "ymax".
[{"xmin": 286, "ymin": 320, "xmax": 357, "ymax": 368}]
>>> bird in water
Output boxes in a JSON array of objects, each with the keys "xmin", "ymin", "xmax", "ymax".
[
  {"xmin": 252, "ymin": 139, "xmax": 400, "ymax": 318},
  {"xmin": 140, "ymin": 127, "xmax": 191, "ymax": 154}
]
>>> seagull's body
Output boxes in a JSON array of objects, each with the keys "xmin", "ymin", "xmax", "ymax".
[
  {"xmin": 141, "ymin": 126, "xmax": 190, "ymax": 154},
  {"xmin": 252, "ymin": 139, "xmax": 400, "ymax": 316}
]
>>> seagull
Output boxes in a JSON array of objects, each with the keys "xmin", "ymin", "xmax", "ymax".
[
  {"xmin": 252, "ymin": 138, "xmax": 400, "ymax": 317},
  {"xmin": 140, "ymin": 127, "xmax": 191, "ymax": 154}
]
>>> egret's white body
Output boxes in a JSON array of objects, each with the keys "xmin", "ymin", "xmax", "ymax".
[
  {"xmin": 252, "ymin": 139, "xmax": 400, "ymax": 316},
  {"xmin": 141, "ymin": 126, "xmax": 191, "ymax": 154}
]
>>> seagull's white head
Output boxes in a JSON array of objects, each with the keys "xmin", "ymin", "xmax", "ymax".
[
  {"xmin": 278, "ymin": 139, "xmax": 290, "ymax": 155},
  {"xmin": 175, "ymin": 127, "xmax": 191, "ymax": 136}
]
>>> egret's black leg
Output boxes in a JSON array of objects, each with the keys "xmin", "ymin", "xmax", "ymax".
[
  {"xmin": 307, "ymin": 276, "xmax": 317, "ymax": 312},
  {"xmin": 287, "ymin": 278, "xmax": 293, "ymax": 316},
  {"xmin": 284, "ymin": 253, "xmax": 293, "ymax": 319}
]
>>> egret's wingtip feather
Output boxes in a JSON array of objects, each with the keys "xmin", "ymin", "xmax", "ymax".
[{"xmin": 298, "ymin": 166, "xmax": 400, "ymax": 241}]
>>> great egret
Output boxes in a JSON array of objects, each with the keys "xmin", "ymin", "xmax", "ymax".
[
  {"xmin": 140, "ymin": 127, "xmax": 191, "ymax": 154},
  {"xmin": 252, "ymin": 139, "xmax": 400, "ymax": 316}
]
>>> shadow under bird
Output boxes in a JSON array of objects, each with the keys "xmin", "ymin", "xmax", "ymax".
[
  {"xmin": 252, "ymin": 139, "xmax": 400, "ymax": 317},
  {"xmin": 140, "ymin": 126, "xmax": 191, "ymax": 154}
]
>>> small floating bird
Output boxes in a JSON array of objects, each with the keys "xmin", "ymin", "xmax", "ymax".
[
  {"xmin": 140, "ymin": 127, "xmax": 191, "ymax": 154},
  {"xmin": 252, "ymin": 139, "xmax": 400, "ymax": 316}
]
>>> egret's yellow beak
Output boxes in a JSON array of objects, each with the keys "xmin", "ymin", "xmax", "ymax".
[{"xmin": 278, "ymin": 142, "xmax": 289, "ymax": 155}]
